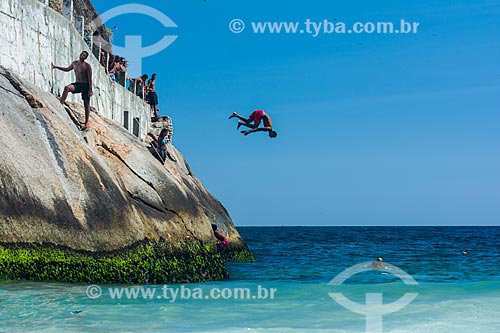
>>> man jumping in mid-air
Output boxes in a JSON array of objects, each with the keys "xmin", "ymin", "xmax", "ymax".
[
  {"xmin": 51, "ymin": 51, "xmax": 93, "ymax": 130},
  {"xmin": 228, "ymin": 109, "xmax": 277, "ymax": 138}
]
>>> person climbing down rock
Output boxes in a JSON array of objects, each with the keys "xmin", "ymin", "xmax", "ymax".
[{"xmin": 51, "ymin": 51, "xmax": 93, "ymax": 130}]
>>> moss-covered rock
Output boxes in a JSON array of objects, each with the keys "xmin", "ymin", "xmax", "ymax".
[
  {"xmin": 0, "ymin": 240, "xmax": 229, "ymax": 284},
  {"xmin": 219, "ymin": 244, "xmax": 255, "ymax": 263}
]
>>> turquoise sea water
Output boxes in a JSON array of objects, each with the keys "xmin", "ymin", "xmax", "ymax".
[{"xmin": 1, "ymin": 227, "xmax": 500, "ymax": 332}]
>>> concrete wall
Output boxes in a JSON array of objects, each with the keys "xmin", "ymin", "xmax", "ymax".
[{"xmin": 0, "ymin": 0, "xmax": 151, "ymax": 140}]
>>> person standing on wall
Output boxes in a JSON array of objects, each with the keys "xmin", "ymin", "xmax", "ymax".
[
  {"xmin": 147, "ymin": 73, "xmax": 160, "ymax": 120},
  {"xmin": 51, "ymin": 51, "xmax": 93, "ymax": 130}
]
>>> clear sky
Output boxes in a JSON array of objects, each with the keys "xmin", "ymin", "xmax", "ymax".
[{"xmin": 91, "ymin": 0, "xmax": 500, "ymax": 226}]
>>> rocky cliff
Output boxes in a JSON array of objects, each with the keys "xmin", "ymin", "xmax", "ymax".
[
  {"xmin": 0, "ymin": 67, "xmax": 253, "ymax": 283},
  {"xmin": 49, "ymin": 0, "xmax": 111, "ymax": 42}
]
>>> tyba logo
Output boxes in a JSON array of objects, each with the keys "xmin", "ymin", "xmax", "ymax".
[
  {"xmin": 92, "ymin": 4, "xmax": 177, "ymax": 77},
  {"xmin": 328, "ymin": 262, "xmax": 419, "ymax": 333}
]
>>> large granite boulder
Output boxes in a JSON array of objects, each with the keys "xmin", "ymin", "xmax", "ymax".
[{"xmin": 0, "ymin": 67, "xmax": 253, "ymax": 283}]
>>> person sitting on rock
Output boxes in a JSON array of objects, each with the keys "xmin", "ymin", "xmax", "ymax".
[
  {"xmin": 228, "ymin": 110, "xmax": 277, "ymax": 138},
  {"xmin": 157, "ymin": 128, "xmax": 176, "ymax": 163},
  {"xmin": 212, "ymin": 224, "xmax": 229, "ymax": 251}
]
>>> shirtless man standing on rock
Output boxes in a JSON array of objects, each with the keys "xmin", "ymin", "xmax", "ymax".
[{"xmin": 52, "ymin": 51, "xmax": 93, "ymax": 130}]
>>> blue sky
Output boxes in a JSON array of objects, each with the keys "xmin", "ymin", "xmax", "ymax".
[{"xmin": 92, "ymin": 0, "xmax": 500, "ymax": 226}]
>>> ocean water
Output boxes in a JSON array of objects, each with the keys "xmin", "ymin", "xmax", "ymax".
[{"xmin": 1, "ymin": 226, "xmax": 500, "ymax": 333}]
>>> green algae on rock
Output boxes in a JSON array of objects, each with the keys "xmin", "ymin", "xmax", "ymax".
[{"xmin": 0, "ymin": 240, "xmax": 228, "ymax": 284}]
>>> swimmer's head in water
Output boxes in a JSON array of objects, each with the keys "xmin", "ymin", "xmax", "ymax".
[{"xmin": 377, "ymin": 258, "xmax": 383, "ymax": 262}]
